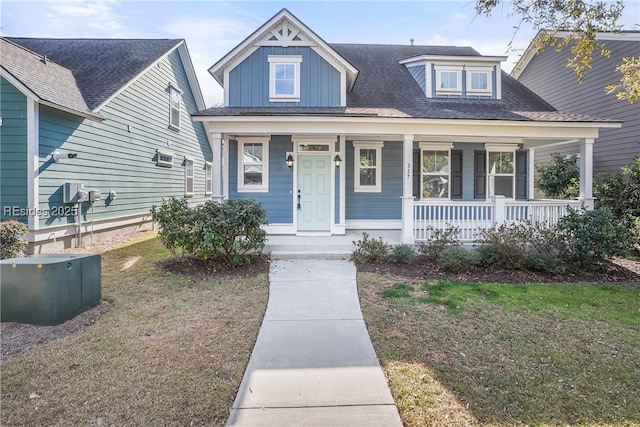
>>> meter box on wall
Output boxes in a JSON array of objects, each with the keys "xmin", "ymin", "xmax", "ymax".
[{"xmin": 63, "ymin": 182, "xmax": 88, "ymax": 204}]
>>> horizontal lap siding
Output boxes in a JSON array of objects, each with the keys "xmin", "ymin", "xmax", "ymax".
[
  {"xmin": 346, "ymin": 141, "xmax": 402, "ymax": 220},
  {"xmin": 518, "ymin": 39, "xmax": 640, "ymax": 175},
  {"xmin": 0, "ymin": 78, "xmax": 28, "ymax": 223},
  {"xmin": 229, "ymin": 47, "xmax": 341, "ymax": 107},
  {"xmin": 228, "ymin": 136, "xmax": 293, "ymax": 224},
  {"xmin": 37, "ymin": 50, "xmax": 212, "ymax": 228}
]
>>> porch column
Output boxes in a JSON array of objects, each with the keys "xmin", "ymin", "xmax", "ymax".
[
  {"xmin": 528, "ymin": 148, "xmax": 535, "ymax": 200},
  {"xmin": 210, "ymin": 132, "xmax": 224, "ymax": 202},
  {"xmin": 401, "ymin": 134, "xmax": 415, "ymax": 244},
  {"xmin": 579, "ymin": 138, "xmax": 595, "ymax": 209}
]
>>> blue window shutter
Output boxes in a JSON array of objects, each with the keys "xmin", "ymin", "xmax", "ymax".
[{"xmin": 451, "ymin": 150, "xmax": 463, "ymax": 199}]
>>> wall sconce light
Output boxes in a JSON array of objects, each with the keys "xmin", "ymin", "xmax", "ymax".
[
  {"xmin": 334, "ymin": 154, "xmax": 342, "ymax": 168},
  {"xmin": 285, "ymin": 153, "xmax": 294, "ymax": 168}
]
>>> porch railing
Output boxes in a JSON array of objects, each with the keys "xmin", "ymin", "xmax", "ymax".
[{"xmin": 413, "ymin": 197, "xmax": 583, "ymax": 242}]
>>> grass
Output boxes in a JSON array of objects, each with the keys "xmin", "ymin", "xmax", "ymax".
[
  {"xmin": 1, "ymin": 238, "xmax": 269, "ymax": 426},
  {"xmin": 359, "ymin": 274, "xmax": 640, "ymax": 426}
]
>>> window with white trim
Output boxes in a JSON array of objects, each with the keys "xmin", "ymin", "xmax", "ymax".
[
  {"xmin": 238, "ymin": 138, "xmax": 269, "ymax": 192},
  {"xmin": 268, "ymin": 55, "xmax": 302, "ymax": 102},
  {"xmin": 184, "ymin": 158, "xmax": 194, "ymax": 197},
  {"xmin": 435, "ymin": 66, "xmax": 462, "ymax": 94},
  {"xmin": 467, "ymin": 67, "xmax": 492, "ymax": 93},
  {"xmin": 169, "ymin": 86, "xmax": 182, "ymax": 129},
  {"xmin": 486, "ymin": 146, "xmax": 516, "ymax": 198},
  {"xmin": 205, "ymin": 162, "xmax": 212, "ymax": 195},
  {"xmin": 419, "ymin": 143, "xmax": 452, "ymax": 199},
  {"xmin": 157, "ymin": 149, "xmax": 174, "ymax": 167},
  {"xmin": 353, "ymin": 142, "xmax": 383, "ymax": 192}
]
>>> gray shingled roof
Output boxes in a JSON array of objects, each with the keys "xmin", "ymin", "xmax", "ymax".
[
  {"xmin": 195, "ymin": 43, "xmax": 612, "ymax": 123},
  {"xmin": 3, "ymin": 37, "xmax": 182, "ymax": 113},
  {"xmin": 1, "ymin": 38, "xmax": 98, "ymax": 118}
]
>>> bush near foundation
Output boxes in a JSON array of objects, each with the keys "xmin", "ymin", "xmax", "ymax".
[
  {"xmin": 151, "ymin": 198, "xmax": 268, "ymax": 268},
  {"xmin": 0, "ymin": 220, "xmax": 29, "ymax": 260}
]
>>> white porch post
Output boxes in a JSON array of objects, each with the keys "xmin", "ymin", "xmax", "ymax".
[
  {"xmin": 210, "ymin": 132, "xmax": 224, "ymax": 202},
  {"xmin": 492, "ymin": 195, "xmax": 506, "ymax": 226},
  {"xmin": 579, "ymin": 138, "xmax": 595, "ymax": 209},
  {"xmin": 528, "ymin": 148, "xmax": 535, "ymax": 200},
  {"xmin": 401, "ymin": 134, "xmax": 415, "ymax": 244}
]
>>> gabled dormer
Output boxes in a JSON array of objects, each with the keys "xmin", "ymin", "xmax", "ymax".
[
  {"xmin": 208, "ymin": 9, "xmax": 358, "ymax": 108},
  {"xmin": 400, "ymin": 54, "xmax": 507, "ymax": 100}
]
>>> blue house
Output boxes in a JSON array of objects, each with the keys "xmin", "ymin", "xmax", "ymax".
[
  {"xmin": 1, "ymin": 37, "xmax": 213, "ymax": 252},
  {"xmin": 194, "ymin": 9, "xmax": 620, "ymax": 244}
]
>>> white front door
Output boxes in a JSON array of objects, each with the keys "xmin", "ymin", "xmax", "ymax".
[{"xmin": 297, "ymin": 154, "xmax": 331, "ymax": 232}]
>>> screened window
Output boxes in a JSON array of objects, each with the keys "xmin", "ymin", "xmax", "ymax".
[
  {"xmin": 184, "ymin": 159, "xmax": 194, "ymax": 197},
  {"xmin": 353, "ymin": 142, "xmax": 383, "ymax": 192},
  {"xmin": 421, "ymin": 150, "xmax": 450, "ymax": 199},
  {"xmin": 205, "ymin": 162, "xmax": 212, "ymax": 195},
  {"xmin": 488, "ymin": 151, "xmax": 515, "ymax": 198},
  {"xmin": 268, "ymin": 55, "xmax": 302, "ymax": 102},
  {"xmin": 435, "ymin": 66, "xmax": 462, "ymax": 93},
  {"xmin": 238, "ymin": 138, "xmax": 269, "ymax": 192},
  {"xmin": 467, "ymin": 68, "xmax": 492, "ymax": 93},
  {"xmin": 440, "ymin": 71, "xmax": 458, "ymax": 89},
  {"xmin": 169, "ymin": 86, "xmax": 181, "ymax": 129}
]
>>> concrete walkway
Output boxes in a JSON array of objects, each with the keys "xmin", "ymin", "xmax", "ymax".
[{"xmin": 226, "ymin": 259, "xmax": 403, "ymax": 427}]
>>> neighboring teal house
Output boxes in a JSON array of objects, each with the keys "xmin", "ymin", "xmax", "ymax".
[
  {"xmin": 1, "ymin": 37, "xmax": 213, "ymax": 252},
  {"xmin": 194, "ymin": 9, "xmax": 621, "ymax": 244}
]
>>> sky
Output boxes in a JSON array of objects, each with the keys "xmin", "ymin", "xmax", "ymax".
[{"xmin": 2, "ymin": 0, "xmax": 639, "ymax": 106}]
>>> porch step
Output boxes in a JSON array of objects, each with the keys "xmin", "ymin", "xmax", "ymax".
[{"xmin": 270, "ymin": 249, "xmax": 353, "ymax": 260}]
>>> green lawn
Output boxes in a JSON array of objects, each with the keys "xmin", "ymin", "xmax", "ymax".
[
  {"xmin": 1, "ymin": 238, "xmax": 269, "ymax": 426},
  {"xmin": 359, "ymin": 274, "xmax": 640, "ymax": 426}
]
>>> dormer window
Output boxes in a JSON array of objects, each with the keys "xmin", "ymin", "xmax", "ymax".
[
  {"xmin": 435, "ymin": 65, "xmax": 462, "ymax": 96},
  {"xmin": 467, "ymin": 67, "xmax": 492, "ymax": 94},
  {"xmin": 268, "ymin": 55, "xmax": 302, "ymax": 102}
]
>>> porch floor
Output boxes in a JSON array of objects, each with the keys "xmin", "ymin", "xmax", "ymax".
[{"xmin": 265, "ymin": 230, "xmax": 402, "ymax": 260}]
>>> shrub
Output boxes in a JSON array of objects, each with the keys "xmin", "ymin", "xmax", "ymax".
[
  {"xmin": 151, "ymin": 198, "xmax": 268, "ymax": 268},
  {"xmin": 351, "ymin": 232, "xmax": 390, "ymax": 264},
  {"xmin": 556, "ymin": 207, "xmax": 630, "ymax": 270},
  {"xmin": 416, "ymin": 225, "xmax": 461, "ymax": 260},
  {"xmin": 390, "ymin": 244, "xmax": 417, "ymax": 264},
  {"xmin": 595, "ymin": 157, "xmax": 640, "ymax": 219},
  {"xmin": 150, "ymin": 197, "xmax": 193, "ymax": 256},
  {"xmin": 535, "ymin": 152, "xmax": 580, "ymax": 199},
  {"xmin": 437, "ymin": 246, "xmax": 480, "ymax": 273},
  {"xmin": 476, "ymin": 222, "xmax": 533, "ymax": 270},
  {"xmin": 0, "ymin": 220, "xmax": 29, "ymax": 259}
]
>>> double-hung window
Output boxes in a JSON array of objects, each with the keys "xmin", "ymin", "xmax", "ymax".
[
  {"xmin": 238, "ymin": 138, "xmax": 269, "ymax": 192},
  {"xmin": 205, "ymin": 162, "xmax": 212, "ymax": 195},
  {"xmin": 435, "ymin": 65, "xmax": 462, "ymax": 95},
  {"xmin": 268, "ymin": 55, "xmax": 302, "ymax": 102},
  {"xmin": 486, "ymin": 145, "xmax": 516, "ymax": 198},
  {"xmin": 419, "ymin": 143, "xmax": 452, "ymax": 199},
  {"xmin": 353, "ymin": 142, "xmax": 383, "ymax": 192},
  {"xmin": 184, "ymin": 158, "xmax": 194, "ymax": 197},
  {"xmin": 169, "ymin": 85, "xmax": 182, "ymax": 130},
  {"xmin": 467, "ymin": 67, "xmax": 492, "ymax": 94}
]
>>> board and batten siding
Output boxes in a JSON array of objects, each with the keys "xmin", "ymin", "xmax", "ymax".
[
  {"xmin": 228, "ymin": 46, "xmax": 341, "ymax": 107},
  {"xmin": 517, "ymin": 38, "xmax": 640, "ymax": 175},
  {"xmin": 345, "ymin": 141, "xmax": 402, "ymax": 220},
  {"xmin": 36, "ymin": 49, "xmax": 212, "ymax": 228},
  {"xmin": 228, "ymin": 135, "xmax": 294, "ymax": 224},
  {"xmin": 0, "ymin": 77, "xmax": 29, "ymax": 223}
]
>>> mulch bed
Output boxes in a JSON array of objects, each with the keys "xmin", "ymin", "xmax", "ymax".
[
  {"xmin": 157, "ymin": 254, "xmax": 270, "ymax": 280},
  {"xmin": 357, "ymin": 256, "xmax": 640, "ymax": 284}
]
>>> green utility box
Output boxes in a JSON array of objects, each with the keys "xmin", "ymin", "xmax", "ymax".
[{"xmin": 0, "ymin": 254, "xmax": 101, "ymax": 326}]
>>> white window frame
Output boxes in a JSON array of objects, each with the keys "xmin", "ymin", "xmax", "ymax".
[
  {"xmin": 237, "ymin": 137, "xmax": 269, "ymax": 193},
  {"xmin": 485, "ymin": 144, "xmax": 517, "ymax": 199},
  {"xmin": 419, "ymin": 142, "xmax": 453, "ymax": 200},
  {"xmin": 466, "ymin": 67, "xmax": 492, "ymax": 94},
  {"xmin": 205, "ymin": 162, "xmax": 212, "ymax": 196},
  {"xmin": 353, "ymin": 141, "xmax": 383, "ymax": 193},
  {"xmin": 184, "ymin": 157, "xmax": 194, "ymax": 197},
  {"xmin": 157, "ymin": 148, "xmax": 174, "ymax": 167},
  {"xmin": 169, "ymin": 85, "xmax": 182, "ymax": 130},
  {"xmin": 268, "ymin": 55, "xmax": 302, "ymax": 102},
  {"xmin": 435, "ymin": 65, "xmax": 463, "ymax": 94}
]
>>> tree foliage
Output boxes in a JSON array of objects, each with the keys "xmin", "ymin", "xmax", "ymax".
[
  {"xmin": 534, "ymin": 152, "xmax": 580, "ymax": 199},
  {"xmin": 475, "ymin": 0, "xmax": 638, "ymax": 104}
]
